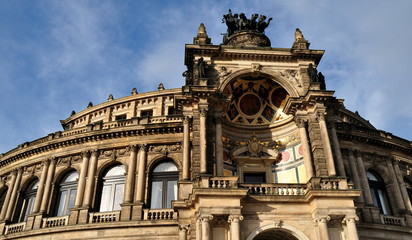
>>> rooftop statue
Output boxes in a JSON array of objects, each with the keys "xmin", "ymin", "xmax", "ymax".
[{"xmin": 222, "ymin": 9, "xmax": 273, "ymax": 37}]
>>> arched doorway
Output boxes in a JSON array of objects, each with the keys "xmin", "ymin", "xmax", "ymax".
[{"xmin": 253, "ymin": 229, "xmax": 299, "ymax": 240}]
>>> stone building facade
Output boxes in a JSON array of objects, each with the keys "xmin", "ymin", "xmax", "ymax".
[{"xmin": 0, "ymin": 14, "xmax": 411, "ymax": 240}]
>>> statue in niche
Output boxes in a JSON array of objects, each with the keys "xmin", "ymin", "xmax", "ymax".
[
  {"xmin": 307, "ymin": 63, "xmax": 318, "ymax": 83},
  {"xmin": 182, "ymin": 68, "xmax": 193, "ymax": 85},
  {"xmin": 197, "ymin": 57, "xmax": 207, "ymax": 78}
]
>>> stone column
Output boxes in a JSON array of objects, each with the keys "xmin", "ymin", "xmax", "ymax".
[
  {"xmin": 315, "ymin": 216, "xmax": 330, "ymax": 240},
  {"xmin": 0, "ymin": 171, "xmax": 17, "ymax": 221},
  {"xmin": 124, "ymin": 145, "xmax": 137, "ymax": 203},
  {"xmin": 393, "ymin": 160, "xmax": 412, "ymax": 212},
  {"xmin": 6, "ymin": 168, "xmax": 22, "ymax": 221},
  {"xmin": 229, "ymin": 215, "xmax": 243, "ymax": 240},
  {"xmin": 32, "ymin": 160, "xmax": 49, "ymax": 213},
  {"xmin": 183, "ymin": 116, "xmax": 191, "ymax": 180},
  {"xmin": 41, "ymin": 158, "xmax": 56, "ymax": 213},
  {"xmin": 347, "ymin": 150, "xmax": 364, "ymax": 203},
  {"xmin": 200, "ymin": 214, "xmax": 213, "ymax": 240},
  {"xmin": 200, "ymin": 108, "xmax": 208, "ymax": 174},
  {"xmin": 329, "ymin": 122, "xmax": 346, "ymax": 177},
  {"xmin": 215, "ymin": 114, "xmax": 223, "ymax": 176},
  {"xmin": 317, "ymin": 113, "xmax": 336, "ymax": 176},
  {"xmin": 355, "ymin": 151, "xmax": 373, "ymax": 205},
  {"xmin": 297, "ymin": 119, "xmax": 314, "ymax": 179},
  {"xmin": 179, "ymin": 224, "xmax": 190, "ymax": 240},
  {"xmin": 343, "ymin": 217, "xmax": 359, "ymax": 240},
  {"xmin": 136, "ymin": 144, "xmax": 147, "ymax": 203},
  {"xmin": 83, "ymin": 150, "xmax": 99, "ymax": 208},
  {"xmin": 74, "ymin": 152, "xmax": 90, "ymax": 208},
  {"xmin": 386, "ymin": 157, "xmax": 406, "ymax": 213}
]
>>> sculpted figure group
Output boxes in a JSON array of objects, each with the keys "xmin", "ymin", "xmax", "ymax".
[{"xmin": 222, "ymin": 9, "xmax": 273, "ymax": 36}]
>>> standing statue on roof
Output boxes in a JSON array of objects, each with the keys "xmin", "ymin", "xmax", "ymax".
[{"xmin": 257, "ymin": 15, "xmax": 273, "ymax": 33}]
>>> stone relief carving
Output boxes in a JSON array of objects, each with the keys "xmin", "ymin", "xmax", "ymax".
[
  {"xmin": 148, "ymin": 144, "xmax": 182, "ymax": 155},
  {"xmin": 57, "ymin": 155, "xmax": 82, "ymax": 167},
  {"xmin": 280, "ymin": 69, "xmax": 302, "ymax": 87}
]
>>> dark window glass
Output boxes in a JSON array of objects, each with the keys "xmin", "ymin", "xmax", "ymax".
[
  {"xmin": 56, "ymin": 171, "xmax": 78, "ymax": 216},
  {"xmin": 150, "ymin": 161, "xmax": 178, "ymax": 209},
  {"xmin": 115, "ymin": 114, "xmax": 127, "ymax": 121},
  {"xmin": 19, "ymin": 180, "xmax": 39, "ymax": 222},
  {"xmin": 99, "ymin": 165, "xmax": 125, "ymax": 212},
  {"xmin": 244, "ymin": 173, "xmax": 266, "ymax": 183},
  {"xmin": 141, "ymin": 110, "xmax": 153, "ymax": 117},
  {"xmin": 367, "ymin": 171, "xmax": 391, "ymax": 215},
  {"xmin": 0, "ymin": 188, "xmax": 7, "ymax": 214}
]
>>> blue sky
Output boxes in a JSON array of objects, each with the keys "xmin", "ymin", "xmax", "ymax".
[{"xmin": 0, "ymin": 0, "xmax": 411, "ymax": 153}]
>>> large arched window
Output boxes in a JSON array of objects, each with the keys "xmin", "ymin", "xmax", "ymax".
[
  {"xmin": 150, "ymin": 161, "xmax": 178, "ymax": 209},
  {"xmin": 367, "ymin": 170, "xmax": 391, "ymax": 215},
  {"xmin": 98, "ymin": 165, "xmax": 125, "ymax": 212},
  {"xmin": 18, "ymin": 180, "xmax": 39, "ymax": 222},
  {"xmin": 55, "ymin": 171, "xmax": 78, "ymax": 216}
]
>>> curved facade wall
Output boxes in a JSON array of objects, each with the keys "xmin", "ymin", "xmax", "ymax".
[{"xmin": 0, "ymin": 23, "xmax": 411, "ymax": 240}]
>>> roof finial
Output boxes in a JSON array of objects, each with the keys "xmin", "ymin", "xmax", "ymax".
[{"xmin": 193, "ymin": 23, "xmax": 211, "ymax": 45}]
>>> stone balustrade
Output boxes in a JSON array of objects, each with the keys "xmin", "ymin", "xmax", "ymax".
[
  {"xmin": 143, "ymin": 209, "xmax": 176, "ymax": 220},
  {"xmin": 4, "ymin": 222, "xmax": 25, "ymax": 235},
  {"xmin": 209, "ymin": 176, "xmax": 239, "ymax": 189},
  {"xmin": 381, "ymin": 215, "xmax": 405, "ymax": 226},
  {"xmin": 147, "ymin": 116, "xmax": 184, "ymax": 124},
  {"xmin": 241, "ymin": 183, "xmax": 308, "ymax": 196},
  {"xmin": 89, "ymin": 211, "xmax": 120, "ymax": 223},
  {"xmin": 42, "ymin": 215, "xmax": 69, "ymax": 228}
]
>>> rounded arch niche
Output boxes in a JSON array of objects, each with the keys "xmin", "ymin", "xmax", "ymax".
[
  {"xmin": 222, "ymin": 74, "xmax": 291, "ymax": 125},
  {"xmin": 246, "ymin": 223, "xmax": 310, "ymax": 240}
]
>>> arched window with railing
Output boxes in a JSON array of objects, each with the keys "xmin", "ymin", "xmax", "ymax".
[
  {"xmin": 97, "ymin": 165, "xmax": 125, "ymax": 212},
  {"xmin": 55, "ymin": 171, "xmax": 79, "ymax": 216},
  {"xmin": 149, "ymin": 161, "xmax": 178, "ymax": 209},
  {"xmin": 367, "ymin": 170, "xmax": 391, "ymax": 215}
]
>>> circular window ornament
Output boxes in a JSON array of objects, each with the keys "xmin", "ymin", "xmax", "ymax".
[{"xmin": 239, "ymin": 94, "xmax": 261, "ymax": 116}]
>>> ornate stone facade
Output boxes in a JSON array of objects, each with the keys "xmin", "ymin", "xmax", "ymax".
[{"xmin": 0, "ymin": 14, "xmax": 411, "ymax": 240}]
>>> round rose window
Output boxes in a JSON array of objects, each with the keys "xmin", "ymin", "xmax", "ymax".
[
  {"xmin": 224, "ymin": 77, "xmax": 289, "ymax": 125},
  {"xmin": 239, "ymin": 94, "xmax": 261, "ymax": 116}
]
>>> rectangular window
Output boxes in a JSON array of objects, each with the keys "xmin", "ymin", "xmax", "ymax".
[
  {"xmin": 150, "ymin": 181, "xmax": 163, "ymax": 209},
  {"xmin": 115, "ymin": 114, "xmax": 127, "ymax": 121},
  {"xmin": 141, "ymin": 110, "xmax": 153, "ymax": 117},
  {"xmin": 244, "ymin": 173, "xmax": 266, "ymax": 183}
]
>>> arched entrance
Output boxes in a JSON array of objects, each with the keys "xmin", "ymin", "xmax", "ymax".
[
  {"xmin": 246, "ymin": 223, "xmax": 310, "ymax": 240},
  {"xmin": 253, "ymin": 229, "xmax": 298, "ymax": 240}
]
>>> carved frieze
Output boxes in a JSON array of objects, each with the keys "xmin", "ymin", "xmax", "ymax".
[
  {"xmin": 57, "ymin": 155, "xmax": 82, "ymax": 167},
  {"xmin": 148, "ymin": 144, "xmax": 182, "ymax": 156}
]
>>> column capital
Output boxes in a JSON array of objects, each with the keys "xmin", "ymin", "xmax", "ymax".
[
  {"xmin": 128, "ymin": 145, "xmax": 138, "ymax": 152},
  {"xmin": 228, "ymin": 214, "xmax": 243, "ymax": 223},
  {"xmin": 179, "ymin": 224, "xmax": 190, "ymax": 231},
  {"xmin": 199, "ymin": 214, "xmax": 213, "ymax": 222},
  {"xmin": 81, "ymin": 151, "xmax": 91, "ymax": 158},
  {"xmin": 139, "ymin": 144, "xmax": 148, "ymax": 152},
  {"xmin": 199, "ymin": 108, "xmax": 208, "ymax": 117},
  {"xmin": 296, "ymin": 118, "xmax": 308, "ymax": 128},
  {"xmin": 91, "ymin": 149, "xmax": 100, "ymax": 157},
  {"xmin": 183, "ymin": 115, "xmax": 192, "ymax": 124},
  {"xmin": 342, "ymin": 216, "xmax": 359, "ymax": 224},
  {"xmin": 42, "ymin": 159, "xmax": 51, "ymax": 167},
  {"xmin": 314, "ymin": 216, "xmax": 330, "ymax": 224}
]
